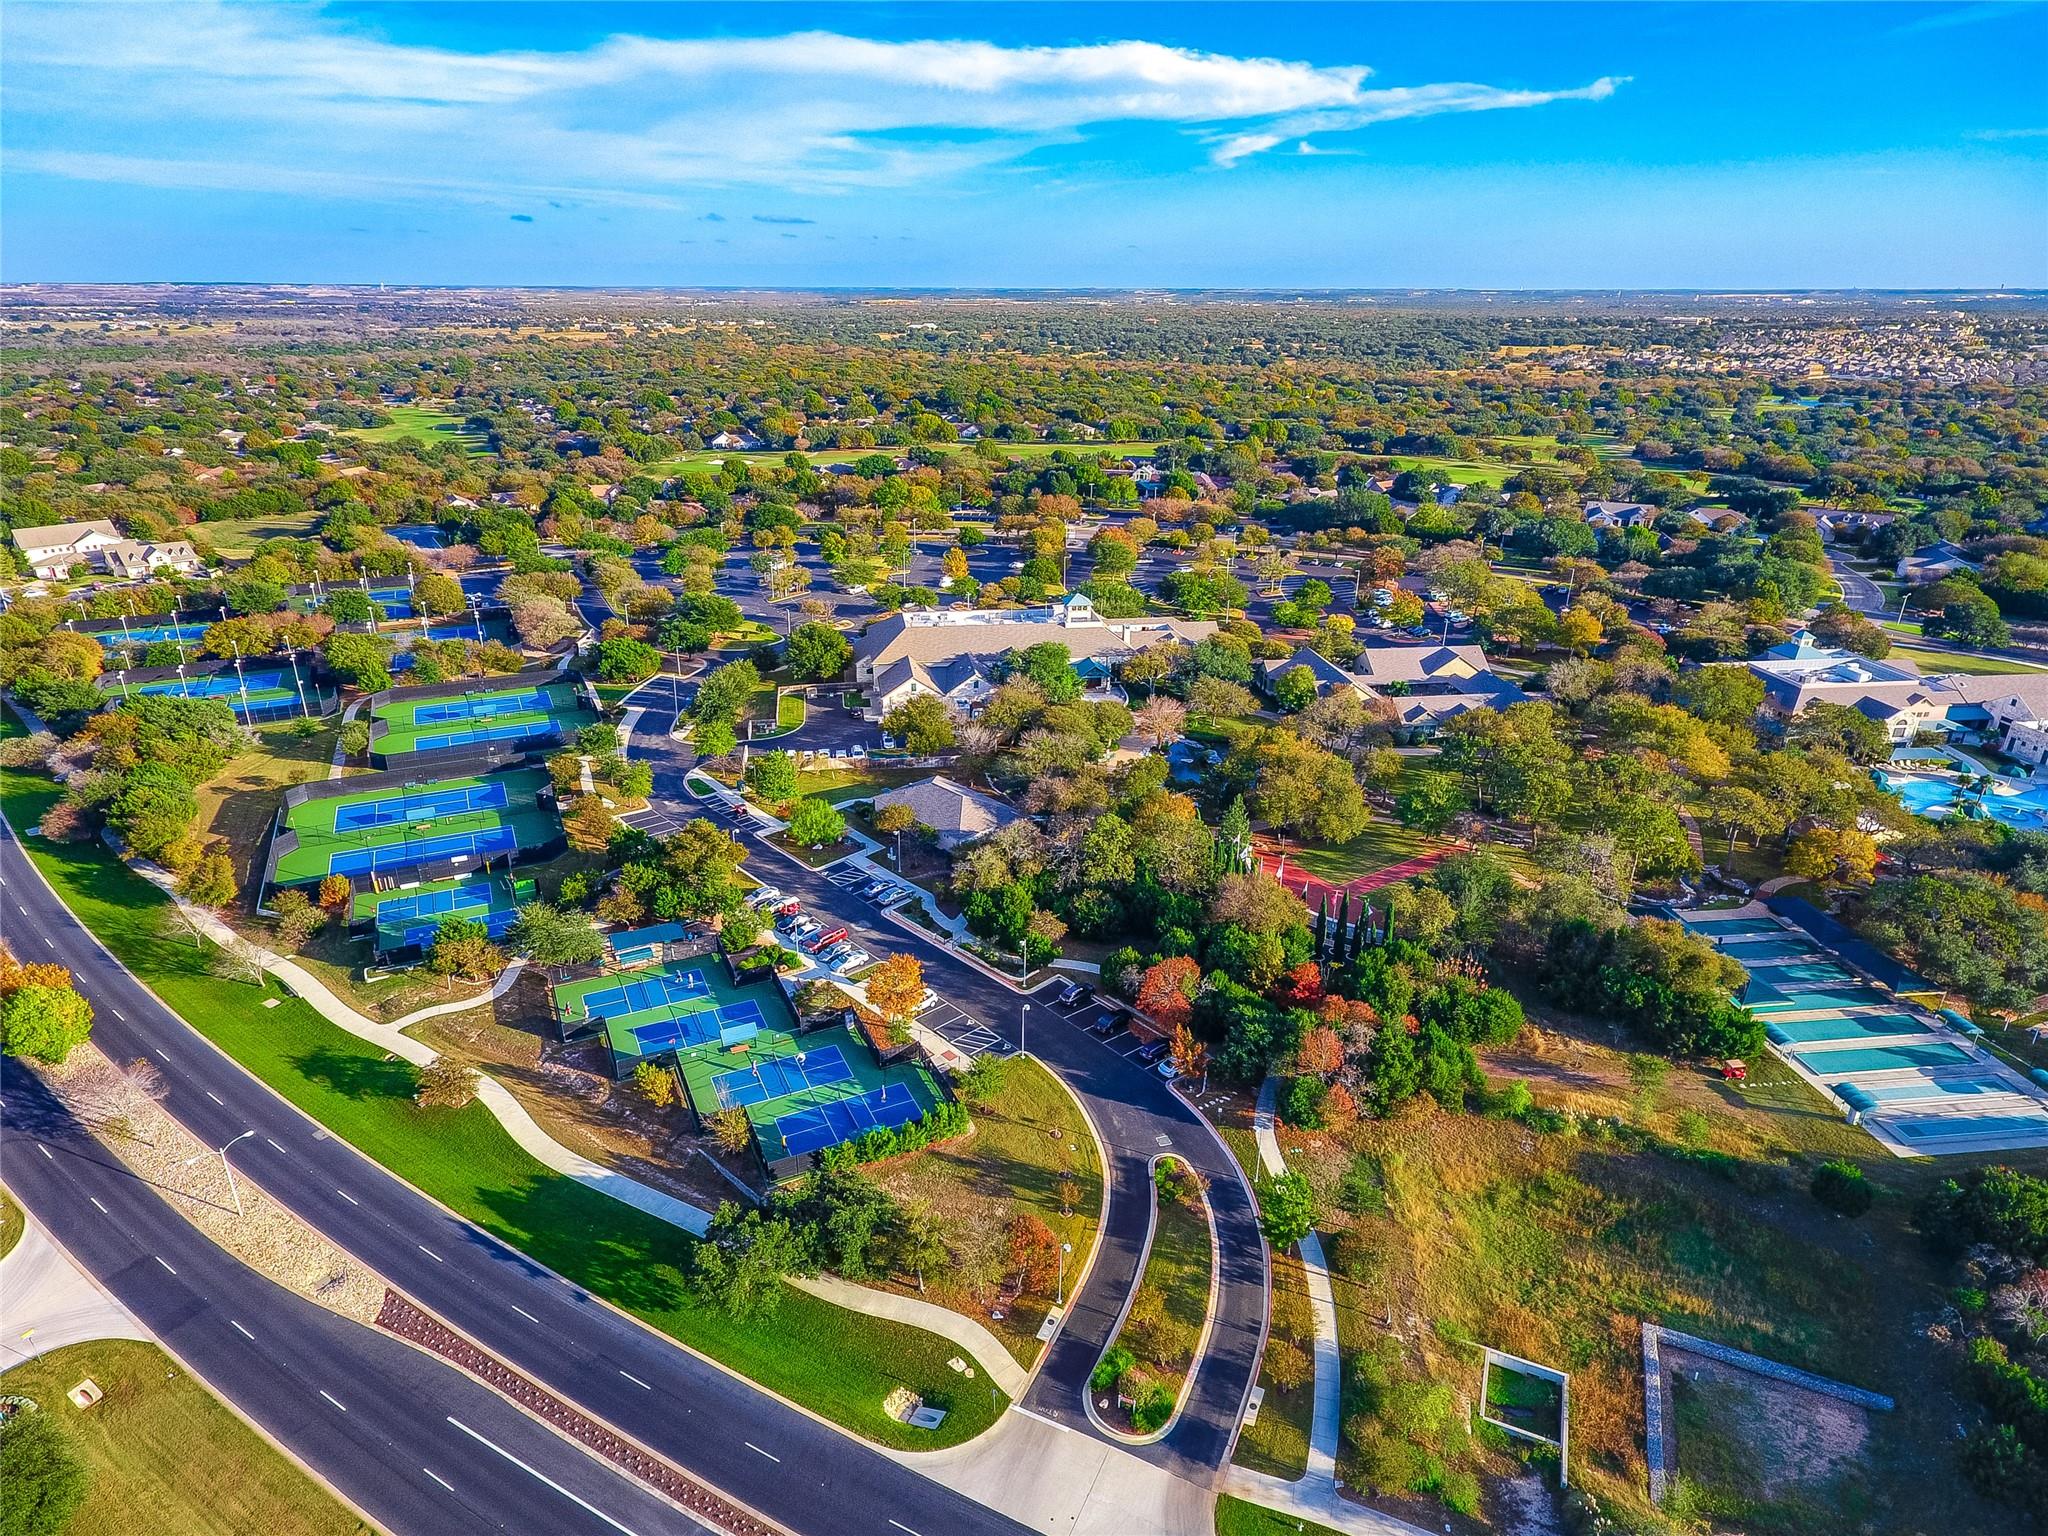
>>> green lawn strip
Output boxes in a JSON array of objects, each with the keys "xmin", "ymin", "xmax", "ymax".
[
  {"xmin": 1104, "ymin": 1162, "xmax": 1214, "ymax": 1417},
  {"xmin": 1887, "ymin": 643, "xmax": 2048, "ymax": 676},
  {"xmin": 874, "ymin": 1059, "xmax": 1104, "ymax": 1367},
  {"xmin": 1283, "ymin": 820, "xmax": 1437, "ymax": 885},
  {"xmin": 0, "ymin": 768, "xmax": 1004, "ymax": 1448},
  {"xmin": 0, "ymin": 1183, "xmax": 23, "ymax": 1261},
  {"xmin": 792, "ymin": 765, "xmax": 931, "ymax": 806},
  {"xmin": 339, "ymin": 404, "xmax": 489, "ymax": 455},
  {"xmin": 1232, "ymin": 1244, "xmax": 1314, "ymax": 1480},
  {"xmin": 1213, "ymin": 1494, "xmax": 1346, "ymax": 1536},
  {"xmin": 0, "ymin": 1339, "xmax": 372, "ymax": 1536},
  {"xmin": 776, "ymin": 691, "xmax": 806, "ymax": 732}
]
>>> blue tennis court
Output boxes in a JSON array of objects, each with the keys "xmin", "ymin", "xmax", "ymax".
[
  {"xmin": 415, "ymin": 690, "xmax": 550, "ymax": 725},
  {"xmin": 333, "ymin": 781, "xmax": 509, "ymax": 830},
  {"xmin": 580, "ymin": 970, "xmax": 713, "ymax": 1019},
  {"xmin": 1745, "ymin": 979, "xmax": 1893, "ymax": 1013},
  {"xmin": 1681, "ymin": 918, "xmax": 1786, "ymax": 937},
  {"xmin": 136, "ymin": 669, "xmax": 290, "ymax": 700},
  {"xmin": 413, "ymin": 719, "xmax": 559, "ymax": 753},
  {"xmin": 371, "ymin": 590, "xmax": 414, "ymax": 618},
  {"xmin": 713, "ymin": 1045, "xmax": 854, "ymax": 1108},
  {"xmin": 625, "ymin": 999, "xmax": 768, "ymax": 1054},
  {"xmin": 326, "ymin": 824, "xmax": 516, "ymax": 876},
  {"xmin": 1793, "ymin": 1041, "xmax": 1975, "ymax": 1074},
  {"xmin": 1716, "ymin": 938, "xmax": 1816, "ymax": 962},
  {"xmin": 379, "ymin": 886, "xmax": 518, "ymax": 950},
  {"xmin": 1767, "ymin": 1013, "xmax": 1931, "ymax": 1045},
  {"xmin": 776, "ymin": 1084, "xmax": 926, "ymax": 1157},
  {"xmin": 1894, "ymin": 1112, "xmax": 2048, "ymax": 1143},
  {"xmin": 96, "ymin": 622, "xmax": 210, "ymax": 647}
]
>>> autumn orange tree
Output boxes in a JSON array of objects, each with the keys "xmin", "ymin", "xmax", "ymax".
[
  {"xmin": 1007, "ymin": 1213, "xmax": 1061, "ymax": 1293},
  {"xmin": 863, "ymin": 953, "xmax": 925, "ymax": 1041},
  {"xmin": 1295, "ymin": 1025, "xmax": 1344, "ymax": 1077},
  {"xmin": 317, "ymin": 873, "xmax": 354, "ymax": 914},
  {"xmin": 1136, "ymin": 956, "xmax": 1200, "ymax": 1032}
]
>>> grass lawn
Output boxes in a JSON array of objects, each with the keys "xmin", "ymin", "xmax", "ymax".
[
  {"xmin": 0, "ymin": 761, "xmax": 1006, "ymax": 1450},
  {"xmin": 0, "ymin": 1339, "xmax": 371, "ymax": 1536},
  {"xmin": 1889, "ymin": 643, "xmax": 2048, "ymax": 676},
  {"xmin": 339, "ymin": 403, "xmax": 489, "ymax": 455},
  {"xmin": 1232, "ymin": 1245, "xmax": 1314, "ymax": 1480},
  {"xmin": 194, "ymin": 720, "xmax": 338, "ymax": 894},
  {"xmin": 196, "ymin": 506, "xmax": 324, "ymax": 557},
  {"xmin": 641, "ymin": 440, "xmax": 1161, "ymax": 477},
  {"xmin": 1282, "ymin": 819, "xmax": 1437, "ymax": 886},
  {"xmin": 873, "ymin": 1058, "xmax": 1104, "ymax": 1367},
  {"xmin": 0, "ymin": 1183, "xmax": 22, "ymax": 1260},
  {"xmin": 1102, "ymin": 1158, "xmax": 1214, "ymax": 1432},
  {"xmin": 776, "ymin": 691, "xmax": 806, "ymax": 733},
  {"xmin": 1213, "ymin": 1495, "xmax": 1346, "ymax": 1536},
  {"xmin": 792, "ymin": 764, "xmax": 930, "ymax": 805}
]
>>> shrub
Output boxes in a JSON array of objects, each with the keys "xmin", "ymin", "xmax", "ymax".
[
  {"xmin": 413, "ymin": 1056, "xmax": 479, "ymax": 1110},
  {"xmin": 816, "ymin": 1099, "xmax": 968, "ymax": 1169},
  {"xmin": 1091, "ymin": 1345, "xmax": 1135, "ymax": 1393},
  {"xmin": 1280, "ymin": 1073, "xmax": 1327, "ymax": 1128},
  {"xmin": 0, "ymin": 983, "xmax": 93, "ymax": 1065},
  {"xmin": 632, "ymin": 1061, "xmax": 677, "ymax": 1108},
  {"xmin": 0, "ymin": 1408, "xmax": 87, "ymax": 1536},
  {"xmin": 1811, "ymin": 1159, "xmax": 1874, "ymax": 1217},
  {"xmin": 1128, "ymin": 1382, "xmax": 1175, "ymax": 1433},
  {"xmin": 1920, "ymin": 1165, "xmax": 2048, "ymax": 1264}
]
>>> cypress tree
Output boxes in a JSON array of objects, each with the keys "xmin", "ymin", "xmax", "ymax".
[{"xmin": 1314, "ymin": 891, "xmax": 1329, "ymax": 960}]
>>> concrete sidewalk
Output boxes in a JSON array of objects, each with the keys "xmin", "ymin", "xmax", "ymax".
[
  {"xmin": 1252, "ymin": 1077, "xmax": 1344, "ymax": 1491},
  {"xmin": 1, "ymin": 1209, "xmax": 151, "ymax": 1368},
  {"xmin": 794, "ymin": 1273, "xmax": 1028, "ymax": 1397}
]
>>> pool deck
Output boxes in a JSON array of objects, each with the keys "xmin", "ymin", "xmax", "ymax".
[{"xmin": 1679, "ymin": 902, "xmax": 2048, "ymax": 1156}]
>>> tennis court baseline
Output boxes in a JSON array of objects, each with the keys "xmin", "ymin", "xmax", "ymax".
[
  {"xmin": 413, "ymin": 717, "xmax": 559, "ymax": 753},
  {"xmin": 415, "ymin": 690, "xmax": 550, "ymax": 724},
  {"xmin": 577, "ymin": 969, "xmax": 713, "ymax": 1020},
  {"xmin": 714, "ymin": 1044, "xmax": 854, "ymax": 1108},
  {"xmin": 333, "ymin": 780, "xmax": 510, "ymax": 830},
  {"xmin": 776, "ymin": 1084, "xmax": 926, "ymax": 1157},
  {"xmin": 626, "ymin": 999, "xmax": 767, "ymax": 1054}
]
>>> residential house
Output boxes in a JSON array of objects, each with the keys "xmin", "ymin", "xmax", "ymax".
[
  {"xmin": 1257, "ymin": 640, "xmax": 1528, "ymax": 732},
  {"xmin": 100, "ymin": 540, "xmax": 203, "ymax": 580},
  {"xmin": 1584, "ymin": 500, "xmax": 1660, "ymax": 531},
  {"xmin": 707, "ymin": 430, "xmax": 764, "ymax": 451},
  {"xmin": 1811, "ymin": 507, "xmax": 1899, "ymax": 543},
  {"xmin": 869, "ymin": 776, "xmax": 1021, "ymax": 850},
  {"xmin": 12, "ymin": 519, "xmax": 126, "ymax": 579},
  {"xmin": 1898, "ymin": 542, "xmax": 1980, "ymax": 584},
  {"xmin": 852, "ymin": 593, "xmax": 1215, "ymax": 722}
]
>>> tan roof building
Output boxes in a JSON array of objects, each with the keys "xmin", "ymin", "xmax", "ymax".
[{"xmin": 870, "ymin": 776, "xmax": 1022, "ymax": 849}]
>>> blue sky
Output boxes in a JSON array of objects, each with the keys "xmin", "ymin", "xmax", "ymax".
[{"xmin": 5, "ymin": 1, "xmax": 2044, "ymax": 288}]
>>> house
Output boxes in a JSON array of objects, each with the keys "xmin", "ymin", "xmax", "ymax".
[
  {"xmin": 852, "ymin": 593, "xmax": 1215, "ymax": 722},
  {"xmin": 1812, "ymin": 508, "xmax": 1899, "ymax": 543},
  {"xmin": 99, "ymin": 540, "xmax": 203, "ymax": 580},
  {"xmin": 1732, "ymin": 631, "xmax": 2048, "ymax": 752},
  {"xmin": 707, "ymin": 430, "xmax": 763, "ymax": 451},
  {"xmin": 11, "ymin": 519, "xmax": 126, "ymax": 579},
  {"xmin": 869, "ymin": 776, "xmax": 1022, "ymax": 850},
  {"xmin": 1257, "ymin": 640, "xmax": 1527, "ymax": 731},
  {"xmin": 1898, "ymin": 542, "xmax": 1980, "ymax": 584},
  {"xmin": 1584, "ymin": 500, "xmax": 1659, "ymax": 531}
]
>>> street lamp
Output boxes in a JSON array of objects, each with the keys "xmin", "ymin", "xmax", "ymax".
[
  {"xmin": 1056, "ymin": 1240, "xmax": 1073, "ymax": 1307},
  {"xmin": 1020, "ymin": 1001, "xmax": 1030, "ymax": 1058},
  {"xmin": 185, "ymin": 1129, "xmax": 256, "ymax": 1218}
]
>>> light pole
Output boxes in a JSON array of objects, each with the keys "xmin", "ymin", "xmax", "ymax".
[
  {"xmin": 1056, "ymin": 1240, "xmax": 1073, "ymax": 1307},
  {"xmin": 1020, "ymin": 1001, "xmax": 1030, "ymax": 1058},
  {"xmin": 186, "ymin": 1129, "xmax": 256, "ymax": 1218},
  {"xmin": 468, "ymin": 592, "xmax": 485, "ymax": 644},
  {"xmin": 286, "ymin": 646, "xmax": 310, "ymax": 718}
]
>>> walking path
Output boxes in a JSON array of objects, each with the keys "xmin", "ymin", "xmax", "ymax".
[
  {"xmin": 1226, "ymin": 1080, "xmax": 1433, "ymax": 1536},
  {"xmin": 792, "ymin": 1274, "xmax": 1029, "ymax": 1397},
  {"xmin": 0, "ymin": 1207, "xmax": 152, "ymax": 1368},
  {"xmin": 328, "ymin": 697, "xmax": 363, "ymax": 780}
]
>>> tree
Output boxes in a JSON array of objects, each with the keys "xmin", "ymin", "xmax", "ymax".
[
  {"xmin": 567, "ymin": 796, "xmax": 618, "ymax": 853},
  {"xmin": 317, "ymin": 873, "xmax": 354, "ymax": 914},
  {"xmin": 1239, "ymin": 733, "xmax": 1370, "ymax": 843},
  {"xmin": 1169, "ymin": 1022, "xmax": 1210, "ymax": 1084},
  {"xmin": 509, "ymin": 902, "xmax": 606, "ymax": 966},
  {"xmin": 632, "ymin": 1061, "xmax": 678, "ymax": 1108},
  {"xmin": 1133, "ymin": 695, "xmax": 1186, "ymax": 748},
  {"xmin": 510, "ymin": 595, "xmax": 581, "ymax": 650},
  {"xmin": 0, "ymin": 1408, "xmax": 87, "ymax": 1536},
  {"xmin": 863, "ymin": 953, "xmax": 926, "ymax": 1038},
  {"xmin": 874, "ymin": 802, "xmax": 917, "ymax": 836},
  {"xmin": 1256, "ymin": 1170, "xmax": 1317, "ymax": 1250},
  {"xmin": 273, "ymin": 888, "xmax": 325, "ymax": 950},
  {"xmin": 1271, "ymin": 665, "xmax": 1319, "ymax": 713},
  {"xmin": 0, "ymin": 983, "xmax": 93, "ymax": 1064},
  {"xmin": 1788, "ymin": 700, "xmax": 1892, "ymax": 765},
  {"xmin": 1011, "ymin": 641, "xmax": 1082, "ymax": 704},
  {"xmin": 784, "ymin": 622, "xmax": 852, "ymax": 681},
  {"xmin": 414, "ymin": 1056, "xmax": 479, "ymax": 1110},
  {"xmin": 1785, "ymin": 826, "xmax": 1879, "ymax": 887},
  {"xmin": 708, "ymin": 1106, "xmax": 754, "ymax": 1154},
  {"xmin": 427, "ymin": 917, "xmax": 502, "ymax": 983},
  {"xmin": 176, "ymin": 853, "xmax": 238, "ymax": 908},
  {"xmin": 413, "ymin": 572, "xmax": 465, "ymax": 618},
  {"xmin": 1007, "ymin": 1212, "xmax": 1062, "ymax": 1292},
  {"xmin": 881, "ymin": 695, "xmax": 956, "ymax": 754},
  {"xmin": 1811, "ymin": 1159, "xmax": 1874, "ymax": 1217},
  {"xmin": 693, "ymin": 1204, "xmax": 809, "ymax": 1319},
  {"xmin": 1136, "ymin": 956, "xmax": 1201, "ymax": 1032},
  {"xmin": 746, "ymin": 750, "xmax": 799, "ymax": 801},
  {"xmin": 595, "ymin": 636, "xmax": 661, "ymax": 682},
  {"xmin": 322, "ymin": 633, "xmax": 393, "ymax": 693},
  {"xmin": 1860, "ymin": 874, "xmax": 2048, "ymax": 1013},
  {"xmin": 786, "ymin": 797, "xmax": 846, "ymax": 848}
]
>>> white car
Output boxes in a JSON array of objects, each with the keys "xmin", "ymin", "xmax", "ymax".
[
  {"xmin": 830, "ymin": 949, "xmax": 872, "ymax": 974},
  {"xmin": 745, "ymin": 887, "xmax": 785, "ymax": 909},
  {"xmin": 1156, "ymin": 1059, "xmax": 1180, "ymax": 1081}
]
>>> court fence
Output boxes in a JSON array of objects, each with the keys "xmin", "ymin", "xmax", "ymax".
[
  {"xmin": 365, "ymin": 664, "xmax": 583, "ymax": 772},
  {"xmin": 261, "ymin": 764, "xmax": 565, "ymax": 897},
  {"xmin": 96, "ymin": 656, "xmax": 338, "ymax": 719}
]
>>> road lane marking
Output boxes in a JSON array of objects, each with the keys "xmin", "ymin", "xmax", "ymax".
[
  {"xmin": 890, "ymin": 1522, "xmax": 923, "ymax": 1536},
  {"xmin": 43, "ymin": 936, "xmax": 53, "ymax": 948},
  {"xmin": 39, "ymin": 1145, "xmax": 52, "ymax": 1160},
  {"xmin": 510, "ymin": 1305, "xmax": 540, "ymax": 1324},
  {"xmin": 154, "ymin": 1256, "xmax": 176, "ymax": 1274},
  {"xmin": 618, "ymin": 1370, "xmax": 651, "ymax": 1390},
  {"xmin": 111, "ymin": 1008, "xmax": 124, "ymax": 1020},
  {"xmin": 423, "ymin": 1468, "xmax": 455, "ymax": 1493},
  {"xmin": 418, "ymin": 1244, "xmax": 443, "ymax": 1262},
  {"xmin": 205, "ymin": 1091, "xmax": 224, "ymax": 1105},
  {"xmin": 446, "ymin": 1417, "xmax": 645, "ymax": 1536},
  {"xmin": 265, "ymin": 1139, "xmax": 287, "ymax": 1153},
  {"xmin": 89, "ymin": 1197, "xmax": 108, "ymax": 1214},
  {"xmin": 744, "ymin": 1442, "xmax": 778, "ymax": 1462},
  {"xmin": 154, "ymin": 1050, "xmax": 169, "ymax": 1062},
  {"xmin": 320, "ymin": 1390, "xmax": 348, "ymax": 1412},
  {"xmin": 231, "ymin": 1320, "xmax": 254, "ymax": 1340},
  {"xmin": 335, "ymin": 1190, "xmax": 358, "ymax": 1206}
]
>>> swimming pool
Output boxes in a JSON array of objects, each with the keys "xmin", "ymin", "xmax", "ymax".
[
  {"xmin": 1794, "ymin": 1041, "xmax": 1975, "ymax": 1074},
  {"xmin": 1876, "ymin": 770, "xmax": 2048, "ymax": 828}
]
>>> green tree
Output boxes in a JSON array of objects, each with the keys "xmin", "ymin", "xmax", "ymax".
[
  {"xmin": 787, "ymin": 797, "xmax": 847, "ymax": 848},
  {"xmin": 692, "ymin": 1203, "xmax": 812, "ymax": 1319},
  {"xmin": 1271, "ymin": 665, "xmax": 1319, "ymax": 713},
  {"xmin": 322, "ymin": 633, "xmax": 393, "ymax": 693},
  {"xmin": 784, "ymin": 622, "xmax": 853, "ymax": 681},
  {"xmin": 1256, "ymin": 1169, "xmax": 1318, "ymax": 1250},
  {"xmin": 0, "ymin": 983, "xmax": 94, "ymax": 1064},
  {"xmin": 746, "ymin": 750, "xmax": 799, "ymax": 800},
  {"xmin": 595, "ymin": 636, "xmax": 661, "ymax": 682},
  {"xmin": 0, "ymin": 1408, "xmax": 87, "ymax": 1536},
  {"xmin": 880, "ymin": 695, "xmax": 957, "ymax": 753},
  {"xmin": 413, "ymin": 572, "xmax": 466, "ymax": 618},
  {"xmin": 508, "ymin": 902, "xmax": 607, "ymax": 966},
  {"xmin": 1011, "ymin": 641, "xmax": 1081, "ymax": 703},
  {"xmin": 1811, "ymin": 1159, "xmax": 1874, "ymax": 1218},
  {"xmin": 177, "ymin": 852, "xmax": 238, "ymax": 908}
]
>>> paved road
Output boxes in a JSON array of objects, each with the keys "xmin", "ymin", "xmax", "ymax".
[
  {"xmin": 1, "ymin": 1069, "xmax": 708, "ymax": 1536},
  {"xmin": 0, "ymin": 817, "xmax": 1035, "ymax": 1536},
  {"xmin": 1827, "ymin": 554, "xmax": 1889, "ymax": 616},
  {"xmin": 632, "ymin": 703, "xmax": 1268, "ymax": 1487}
]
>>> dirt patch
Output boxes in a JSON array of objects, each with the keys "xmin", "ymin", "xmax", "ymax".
[
  {"xmin": 1492, "ymin": 1471, "xmax": 1563, "ymax": 1536},
  {"xmin": 1665, "ymin": 1345, "xmax": 1872, "ymax": 1499}
]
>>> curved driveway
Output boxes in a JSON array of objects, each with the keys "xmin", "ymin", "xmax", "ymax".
[
  {"xmin": 0, "ymin": 814, "xmax": 1033, "ymax": 1536},
  {"xmin": 630, "ymin": 699, "xmax": 1269, "ymax": 1488}
]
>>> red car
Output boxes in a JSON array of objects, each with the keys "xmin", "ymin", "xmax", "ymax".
[{"xmin": 801, "ymin": 926, "xmax": 849, "ymax": 954}]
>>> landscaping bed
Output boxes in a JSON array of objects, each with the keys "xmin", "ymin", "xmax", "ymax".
[{"xmin": 1092, "ymin": 1155, "xmax": 1215, "ymax": 1437}]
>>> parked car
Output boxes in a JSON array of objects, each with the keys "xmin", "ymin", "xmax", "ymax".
[
  {"xmin": 1054, "ymin": 980, "xmax": 1086, "ymax": 1007},
  {"xmin": 1135, "ymin": 1040, "xmax": 1169, "ymax": 1064},
  {"xmin": 745, "ymin": 887, "xmax": 785, "ymax": 909},
  {"xmin": 816, "ymin": 942, "xmax": 857, "ymax": 965},
  {"xmin": 1088, "ymin": 1012, "xmax": 1125, "ymax": 1038},
  {"xmin": 914, "ymin": 988, "xmax": 939, "ymax": 1014},
  {"xmin": 829, "ymin": 949, "xmax": 871, "ymax": 974},
  {"xmin": 1156, "ymin": 1059, "xmax": 1180, "ymax": 1081},
  {"xmin": 801, "ymin": 926, "xmax": 849, "ymax": 954}
]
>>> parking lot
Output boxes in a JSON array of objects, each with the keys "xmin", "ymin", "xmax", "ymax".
[{"xmin": 823, "ymin": 865, "xmax": 914, "ymax": 908}]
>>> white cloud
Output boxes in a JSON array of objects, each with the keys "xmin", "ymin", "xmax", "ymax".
[{"xmin": 2, "ymin": 3, "xmax": 1625, "ymax": 202}]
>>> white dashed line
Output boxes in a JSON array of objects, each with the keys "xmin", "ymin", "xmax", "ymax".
[
  {"xmin": 446, "ymin": 1418, "xmax": 644, "ymax": 1536},
  {"xmin": 890, "ymin": 1522, "xmax": 923, "ymax": 1536},
  {"xmin": 619, "ymin": 1370, "xmax": 651, "ymax": 1390},
  {"xmin": 205, "ymin": 1091, "xmax": 224, "ymax": 1105},
  {"xmin": 110, "ymin": 1008, "xmax": 124, "ymax": 1021},
  {"xmin": 335, "ymin": 1190, "xmax": 359, "ymax": 1206},
  {"xmin": 744, "ymin": 1442, "xmax": 778, "ymax": 1462},
  {"xmin": 231, "ymin": 1320, "xmax": 254, "ymax": 1340},
  {"xmin": 154, "ymin": 1255, "xmax": 176, "ymax": 1274},
  {"xmin": 418, "ymin": 1244, "xmax": 443, "ymax": 1263},
  {"xmin": 423, "ymin": 1469, "xmax": 455, "ymax": 1493},
  {"xmin": 42, "ymin": 936, "xmax": 53, "ymax": 948},
  {"xmin": 38, "ymin": 1145, "xmax": 52, "ymax": 1160},
  {"xmin": 320, "ymin": 1390, "xmax": 348, "ymax": 1412},
  {"xmin": 88, "ymin": 1197, "xmax": 108, "ymax": 1214},
  {"xmin": 265, "ymin": 1139, "xmax": 287, "ymax": 1154},
  {"xmin": 510, "ymin": 1305, "xmax": 540, "ymax": 1324},
  {"xmin": 155, "ymin": 1050, "xmax": 169, "ymax": 1062}
]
